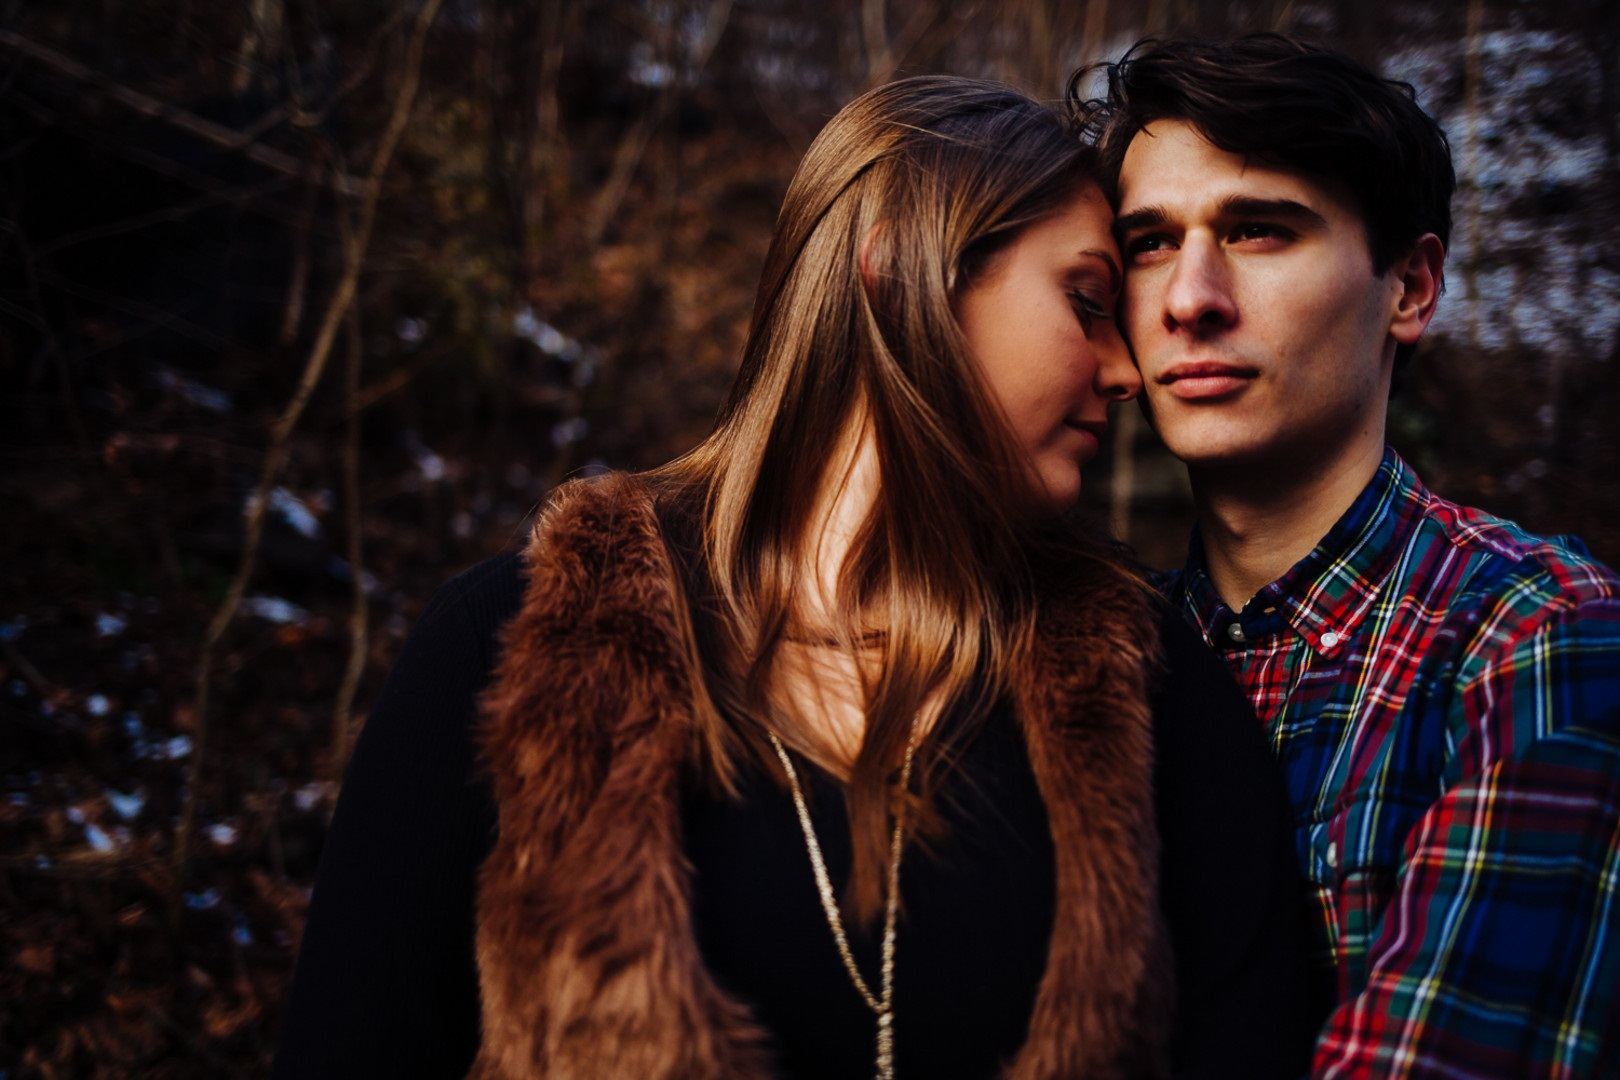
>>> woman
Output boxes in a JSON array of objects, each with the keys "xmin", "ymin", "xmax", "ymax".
[{"xmin": 276, "ymin": 77, "xmax": 1315, "ymax": 1078}]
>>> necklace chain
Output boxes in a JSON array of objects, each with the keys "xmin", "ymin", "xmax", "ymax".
[{"xmin": 767, "ymin": 724, "xmax": 919, "ymax": 1080}]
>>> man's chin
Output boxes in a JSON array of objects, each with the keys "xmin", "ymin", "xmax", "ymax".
[{"xmin": 1155, "ymin": 427, "xmax": 1271, "ymax": 472}]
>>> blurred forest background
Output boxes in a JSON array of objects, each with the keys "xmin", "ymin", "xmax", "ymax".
[{"xmin": 2, "ymin": 0, "xmax": 1617, "ymax": 1073}]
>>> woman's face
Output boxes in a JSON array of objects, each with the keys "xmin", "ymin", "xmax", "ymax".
[{"xmin": 956, "ymin": 185, "xmax": 1140, "ymax": 510}]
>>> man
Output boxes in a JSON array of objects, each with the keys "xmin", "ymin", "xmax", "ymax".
[{"xmin": 1074, "ymin": 35, "xmax": 1620, "ymax": 1077}]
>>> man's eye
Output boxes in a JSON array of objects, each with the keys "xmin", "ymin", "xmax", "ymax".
[
  {"xmin": 1123, "ymin": 235, "xmax": 1171, "ymax": 261},
  {"xmin": 1232, "ymin": 223, "xmax": 1289, "ymax": 242}
]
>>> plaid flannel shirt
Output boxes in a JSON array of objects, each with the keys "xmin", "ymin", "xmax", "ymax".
[{"xmin": 1161, "ymin": 447, "xmax": 1620, "ymax": 1078}]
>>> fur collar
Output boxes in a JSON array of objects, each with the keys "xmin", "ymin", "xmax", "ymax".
[{"xmin": 471, "ymin": 474, "xmax": 1169, "ymax": 1079}]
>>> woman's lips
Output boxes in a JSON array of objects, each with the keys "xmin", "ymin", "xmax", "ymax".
[
  {"xmin": 1063, "ymin": 419, "xmax": 1107, "ymax": 459},
  {"xmin": 1156, "ymin": 361, "xmax": 1258, "ymax": 401}
]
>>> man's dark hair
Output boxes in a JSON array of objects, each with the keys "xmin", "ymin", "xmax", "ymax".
[{"xmin": 1069, "ymin": 33, "xmax": 1455, "ymax": 370}]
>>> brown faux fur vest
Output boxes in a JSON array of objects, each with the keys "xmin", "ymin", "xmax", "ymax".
[{"xmin": 470, "ymin": 474, "xmax": 1171, "ymax": 1079}]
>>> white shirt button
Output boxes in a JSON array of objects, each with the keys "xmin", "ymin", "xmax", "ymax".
[
  {"xmin": 1321, "ymin": 630, "xmax": 1342, "ymax": 649},
  {"xmin": 1226, "ymin": 623, "xmax": 1247, "ymax": 644},
  {"xmin": 1326, "ymin": 841, "xmax": 1339, "ymax": 868}
]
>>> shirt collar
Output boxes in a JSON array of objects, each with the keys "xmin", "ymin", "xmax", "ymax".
[{"xmin": 1180, "ymin": 446, "xmax": 1431, "ymax": 657}]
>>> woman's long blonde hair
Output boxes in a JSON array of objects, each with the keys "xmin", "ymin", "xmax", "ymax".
[{"xmin": 650, "ymin": 76, "xmax": 1124, "ymax": 919}]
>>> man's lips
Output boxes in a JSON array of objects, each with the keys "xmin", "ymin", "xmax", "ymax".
[{"xmin": 1155, "ymin": 361, "xmax": 1259, "ymax": 401}]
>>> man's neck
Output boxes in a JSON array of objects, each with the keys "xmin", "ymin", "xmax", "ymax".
[{"xmin": 1189, "ymin": 437, "xmax": 1386, "ymax": 612}]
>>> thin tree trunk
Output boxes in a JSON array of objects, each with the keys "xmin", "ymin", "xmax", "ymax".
[
  {"xmin": 174, "ymin": 0, "xmax": 445, "ymax": 890},
  {"xmin": 1109, "ymin": 406, "xmax": 1139, "ymax": 544},
  {"xmin": 279, "ymin": 163, "xmax": 322, "ymax": 346},
  {"xmin": 1448, "ymin": 0, "xmax": 1486, "ymax": 474},
  {"xmin": 863, "ymin": 0, "xmax": 890, "ymax": 84},
  {"xmin": 1081, "ymin": 0, "xmax": 1109, "ymax": 65},
  {"xmin": 330, "ymin": 302, "xmax": 368, "ymax": 782}
]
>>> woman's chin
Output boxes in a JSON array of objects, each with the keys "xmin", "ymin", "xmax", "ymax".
[{"xmin": 1032, "ymin": 471, "xmax": 1082, "ymax": 515}]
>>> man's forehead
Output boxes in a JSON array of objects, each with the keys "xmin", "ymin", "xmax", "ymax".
[{"xmin": 1116, "ymin": 120, "xmax": 1326, "ymax": 216}]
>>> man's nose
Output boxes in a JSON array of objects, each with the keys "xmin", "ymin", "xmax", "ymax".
[{"xmin": 1163, "ymin": 234, "xmax": 1236, "ymax": 335}]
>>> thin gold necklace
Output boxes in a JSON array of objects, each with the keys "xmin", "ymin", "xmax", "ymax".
[{"xmin": 767, "ymin": 722, "xmax": 920, "ymax": 1080}]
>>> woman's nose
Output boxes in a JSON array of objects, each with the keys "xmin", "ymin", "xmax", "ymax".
[{"xmin": 1095, "ymin": 340, "xmax": 1142, "ymax": 403}]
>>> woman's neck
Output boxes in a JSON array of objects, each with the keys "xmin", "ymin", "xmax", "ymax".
[
  {"xmin": 773, "ymin": 415, "xmax": 885, "ymax": 774},
  {"xmin": 799, "ymin": 416, "xmax": 881, "ymax": 633}
]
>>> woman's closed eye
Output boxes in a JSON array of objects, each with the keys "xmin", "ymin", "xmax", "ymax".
[{"xmin": 1068, "ymin": 290, "xmax": 1114, "ymax": 332}]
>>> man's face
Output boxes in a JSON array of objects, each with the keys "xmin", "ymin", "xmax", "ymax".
[{"xmin": 1115, "ymin": 120, "xmax": 1403, "ymax": 474}]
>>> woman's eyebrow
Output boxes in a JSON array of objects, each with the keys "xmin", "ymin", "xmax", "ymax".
[{"xmin": 1077, "ymin": 248, "xmax": 1121, "ymax": 291}]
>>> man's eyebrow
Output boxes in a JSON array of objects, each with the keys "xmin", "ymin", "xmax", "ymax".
[
  {"xmin": 1113, "ymin": 206, "xmax": 1166, "ymax": 238},
  {"xmin": 1078, "ymin": 248, "xmax": 1121, "ymax": 291},
  {"xmin": 1113, "ymin": 196, "xmax": 1329, "ymax": 239},
  {"xmin": 1217, "ymin": 195, "xmax": 1328, "ymax": 229}
]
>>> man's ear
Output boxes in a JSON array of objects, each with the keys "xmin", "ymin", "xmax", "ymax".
[{"xmin": 1389, "ymin": 233, "xmax": 1445, "ymax": 347}]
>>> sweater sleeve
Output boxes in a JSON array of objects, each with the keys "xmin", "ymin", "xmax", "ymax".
[
  {"xmin": 272, "ymin": 554, "xmax": 522, "ymax": 1079},
  {"xmin": 1152, "ymin": 605, "xmax": 1320, "ymax": 1080}
]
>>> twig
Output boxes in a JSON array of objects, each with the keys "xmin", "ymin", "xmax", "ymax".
[
  {"xmin": 34, "ymin": 263, "xmax": 236, "ymax": 353},
  {"xmin": 231, "ymin": 0, "xmax": 282, "ymax": 97},
  {"xmin": 1, "ymin": 639, "xmax": 55, "ymax": 701},
  {"xmin": 582, "ymin": 0, "xmax": 733, "ymax": 248},
  {"xmin": 7, "ymin": 221, "xmax": 92, "ymax": 456},
  {"xmin": 330, "ymin": 299, "xmax": 368, "ymax": 780},
  {"xmin": 266, "ymin": 5, "xmax": 413, "ymax": 138},
  {"xmin": 33, "ymin": 175, "xmax": 288, "ymax": 259},
  {"xmin": 346, "ymin": 347, "xmax": 444, "ymax": 414},
  {"xmin": 2, "ymin": 89, "xmax": 314, "ymax": 232},
  {"xmin": 0, "ymin": 27, "xmax": 363, "ymax": 196},
  {"xmin": 174, "ymin": 0, "xmax": 445, "ymax": 887},
  {"xmin": 279, "ymin": 160, "xmax": 323, "ymax": 345}
]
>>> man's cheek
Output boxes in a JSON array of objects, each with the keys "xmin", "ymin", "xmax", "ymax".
[{"xmin": 1118, "ymin": 291, "xmax": 1152, "ymax": 353}]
